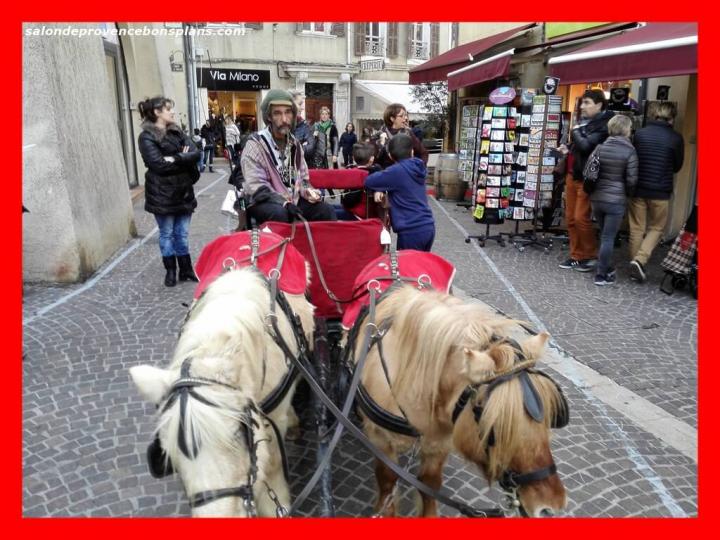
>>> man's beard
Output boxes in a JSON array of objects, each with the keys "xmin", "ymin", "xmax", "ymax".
[{"xmin": 271, "ymin": 124, "xmax": 291, "ymax": 138}]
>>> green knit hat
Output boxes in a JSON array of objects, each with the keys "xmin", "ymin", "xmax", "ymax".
[{"xmin": 261, "ymin": 89, "xmax": 297, "ymax": 129}]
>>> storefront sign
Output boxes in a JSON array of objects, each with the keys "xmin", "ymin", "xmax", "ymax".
[
  {"xmin": 543, "ymin": 76, "xmax": 560, "ymax": 95},
  {"xmin": 361, "ymin": 59, "xmax": 384, "ymax": 72},
  {"xmin": 196, "ymin": 68, "xmax": 270, "ymax": 91},
  {"xmin": 489, "ymin": 86, "xmax": 516, "ymax": 105}
]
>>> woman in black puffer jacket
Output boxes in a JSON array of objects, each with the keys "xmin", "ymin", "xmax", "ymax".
[
  {"xmin": 138, "ymin": 96, "xmax": 202, "ymax": 287},
  {"xmin": 590, "ymin": 115, "xmax": 639, "ymax": 286}
]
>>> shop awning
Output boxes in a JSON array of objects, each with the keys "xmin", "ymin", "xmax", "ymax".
[
  {"xmin": 352, "ymin": 80, "xmax": 429, "ymax": 120},
  {"xmin": 447, "ymin": 49, "xmax": 514, "ymax": 91},
  {"xmin": 408, "ymin": 23, "xmax": 535, "ymax": 84},
  {"xmin": 548, "ymin": 22, "xmax": 697, "ymax": 84}
]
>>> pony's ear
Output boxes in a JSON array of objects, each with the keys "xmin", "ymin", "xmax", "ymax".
[
  {"xmin": 462, "ymin": 348, "xmax": 496, "ymax": 382},
  {"xmin": 521, "ymin": 331, "xmax": 550, "ymax": 359},
  {"xmin": 129, "ymin": 365, "xmax": 174, "ymax": 405}
]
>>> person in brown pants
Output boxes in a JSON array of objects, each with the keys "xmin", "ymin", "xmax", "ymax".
[{"xmin": 558, "ymin": 89, "xmax": 614, "ymax": 272}]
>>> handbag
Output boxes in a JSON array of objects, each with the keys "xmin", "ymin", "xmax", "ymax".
[
  {"xmin": 221, "ymin": 189, "xmax": 239, "ymax": 217},
  {"xmin": 582, "ymin": 145, "xmax": 602, "ymax": 194}
]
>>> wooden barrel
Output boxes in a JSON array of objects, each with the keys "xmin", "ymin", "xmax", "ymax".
[{"xmin": 437, "ymin": 154, "xmax": 464, "ymax": 201}]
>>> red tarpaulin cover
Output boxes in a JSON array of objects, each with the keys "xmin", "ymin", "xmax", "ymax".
[
  {"xmin": 549, "ymin": 22, "xmax": 697, "ymax": 84},
  {"xmin": 341, "ymin": 250, "xmax": 457, "ymax": 329},
  {"xmin": 263, "ymin": 219, "xmax": 386, "ymax": 319},
  {"xmin": 193, "ymin": 231, "xmax": 308, "ymax": 299},
  {"xmin": 408, "ymin": 23, "xmax": 534, "ymax": 84}
]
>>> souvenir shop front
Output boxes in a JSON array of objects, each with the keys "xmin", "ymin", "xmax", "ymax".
[{"xmin": 548, "ymin": 22, "xmax": 697, "ymax": 236}]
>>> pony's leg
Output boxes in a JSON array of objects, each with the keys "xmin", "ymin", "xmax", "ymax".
[
  {"xmin": 374, "ymin": 451, "xmax": 399, "ymax": 517},
  {"xmin": 416, "ymin": 451, "xmax": 448, "ymax": 517}
]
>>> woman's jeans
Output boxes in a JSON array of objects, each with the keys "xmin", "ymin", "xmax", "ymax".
[
  {"xmin": 203, "ymin": 146, "xmax": 214, "ymax": 168},
  {"xmin": 154, "ymin": 213, "xmax": 192, "ymax": 257},
  {"xmin": 591, "ymin": 201, "xmax": 625, "ymax": 276}
]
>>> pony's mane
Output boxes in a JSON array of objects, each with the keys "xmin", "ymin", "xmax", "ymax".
[
  {"xmin": 474, "ymin": 373, "xmax": 564, "ymax": 482},
  {"xmin": 378, "ymin": 286, "xmax": 511, "ymax": 413},
  {"xmin": 160, "ymin": 267, "xmax": 271, "ymax": 463}
]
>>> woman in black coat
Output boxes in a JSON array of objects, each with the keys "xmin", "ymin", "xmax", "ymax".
[
  {"xmin": 138, "ymin": 96, "xmax": 201, "ymax": 287},
  {"xmin": 339, "ymin": 123, "xmax": 357, "ymax": 167},
  {"xmin": 589, "ymin": 114, "xmax": 639, "ymax": 286}
]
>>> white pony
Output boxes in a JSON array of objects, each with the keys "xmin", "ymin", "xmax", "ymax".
[{"xmin": 130, "ymin": 267, "xmax": 314, "ymax": 516}]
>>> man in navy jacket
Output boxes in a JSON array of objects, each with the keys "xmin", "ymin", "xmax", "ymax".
[{"xmin": 628, "ymin": 102, "xmax": 685, "ymax": 283}]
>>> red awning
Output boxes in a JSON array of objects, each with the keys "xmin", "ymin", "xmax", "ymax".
[
  {"xmin": 408, "ymin": 23, "xmax": 535, "ymax": 84},
  {"xmin": 447, "ymin": 51, "xmax": 513, "ymax": 91},
  {"xmin": 548, "ymin": 22, "xmax": 697, "ymax": 84}
]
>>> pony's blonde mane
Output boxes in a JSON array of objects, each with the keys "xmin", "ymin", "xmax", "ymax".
[{"xmin": 378, "ymin": 286, "xmax": 519, "ymax": 415}]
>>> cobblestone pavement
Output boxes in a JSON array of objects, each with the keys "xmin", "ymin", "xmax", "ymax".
[{"xmin": 22, "ymin": 167, "xmax": 697, "ymax": 517}]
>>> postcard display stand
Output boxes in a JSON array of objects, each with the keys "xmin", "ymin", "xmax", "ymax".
[
  {"xmin": 509, "ymin": 94, "xmax": 563, "ymax": 253},
  {"xmin": 458, "ymin": 104, "xmax": 483, "ymax": 209},
  {"xmin": 465, "ymin": 103, "xmax": 516, "ymax": 247}
]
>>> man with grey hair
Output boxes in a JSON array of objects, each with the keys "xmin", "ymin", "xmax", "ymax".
[{"xmin": 628, "ymin": 102, "xmax": 685, "ymax": 283}]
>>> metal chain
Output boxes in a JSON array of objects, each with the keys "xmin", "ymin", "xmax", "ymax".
[
  {"xmin": 499, "ymin": 487, "xmax": 522, "ymax": 517},
  {"xmin": 263, "ymin": 481, "xmax": 290, "ymax": 518},
  {"xmin": 372, "ymin": 438, "xmax": 421, "ymax": 518}
]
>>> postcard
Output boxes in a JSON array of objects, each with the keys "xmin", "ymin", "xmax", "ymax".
[
  {"xmin": 478, "ymin": 157, "xmax": 489, "ymax": 170},
  {"xmin": 486, "ymin": 187, "xmax": 500, "ymax": 198},
  {"xmin": 516, "ymin": 171, "xmax": 526, "ymax": 184},
  {"xmin": 541, "ymin": 165, "xmax": 555, "ymax": 175},
  {"xmin": 491, "ymin": 130, "xmax": 505, "ymax": 141},
  {"xmin": 477, "ymin": 173, "xmax": 487, "ymax": 186},
  {"xmin": 541, "ymin": 174, "xmax": 554, "ymax": 183},
  {"xmin": 547, "ymin": 113, "xmax": 560, "ymax": 123},
  {"xmin": 518, "ymin": 134, "xmax": 530, "ymax": 147},
  {"xmin": 489, "ymin": 153, "xmax": 503, "ymax": 164},
  {"xmin": 501, "ymin": 175, "xmax": 512, "ymax": 186},
  {"xmin": 507, "ymin": 131, "xmax": 516, "ymax": 142},
  {"xmin": 504, "ymin": 153, "xmax": 514, "ymax": 164},
  {"xmin": 493, "ymin": 107, "xmax": 507, "ymax": 117},
  {"xmin": 507, "ymin": 118, "xmax": 517, "ymax": 130},
  {"xmin": 490, "ymin": 142, "xmax": 504, "ymax": 153},
  {"xmin": 492, "ymin": 118, "xmax": 506, "ymax": 129},
  {"xmin": 481, "ymin": 125, "xmax": 491, "ymax": 138},
  {"xmin": 543, "ymin": 156, "xmax": 556, "ymax": 166},
  {"xmin": 476, "ymin": 189, "xmax": 486, "ymax": 203},
  {"xmin": 487, "ymin": 176, "xmax": 501, "ymax": 186},
  {"xmin": 523, "ymin": 197, "xmax": 536, "ymax": 208},
  {"xmin": 473, "ymin": 205, "xmax": 485, "ymax": 220},
  {"xmin": 482, "ymin": 107, "xmax": 493, "ymax": 120},
  {"xmin": 525, "ymin": 208, "xmax": 535, "ymax": 219},
  {"xmin": 486, "ymin": 198, "xmax": 499, "ymax": 208},
  {"xmin": 480, "ymin": 140, "xmax": 490, "ymax": 154},
  {"xmin": 488, "ymin": 164, "xmax": 502, "ymax": 175},
  {"xmin": 513, "ymin": 207, "xmax": 526, "ymax": 220},
  {"xmin": 505, "ymin": 142, "xmax": 515, "ymax": 152},
  {"xmin": 516, "ymin": 152, "xmax": 528, "ymax": 167}
]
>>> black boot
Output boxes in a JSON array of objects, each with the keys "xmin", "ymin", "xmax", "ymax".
[
  {"xmin": 162, "ymin": 256, "xmax": 177, "ymax": 287},
  {"xmin": 177, "ymin": 254, "xmax": 199, "ymax": 282}
]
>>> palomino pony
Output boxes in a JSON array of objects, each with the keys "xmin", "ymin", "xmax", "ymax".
[
  {"xmin": 130, "ymin": 266, "xmax": 314, "ymax": 516},
  {"xmin": 352, "ymin": 285, "xmax": 568, "ymax": 517}
]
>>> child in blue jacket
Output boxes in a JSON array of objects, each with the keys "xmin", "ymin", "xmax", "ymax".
[{"xmin": 365, "ymin": 134, "xmax": 435, "ymax": 251}]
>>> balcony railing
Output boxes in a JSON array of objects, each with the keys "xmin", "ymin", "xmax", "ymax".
[
  {"xmin": 364, "ymin": 38, "xmax": 385, "ymax": 56},
  {"xmin": 410, "ymin": 43, "xmax": 429, "ymax": 60}
]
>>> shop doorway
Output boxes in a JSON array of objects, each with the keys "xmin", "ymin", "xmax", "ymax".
[
  {"xmin": 305, "ymin": 83, "xmax": 334, "ymax": 124},
  {"xmin": 207, "ymin": 90, "xmax": 258, "ymax": 134}
]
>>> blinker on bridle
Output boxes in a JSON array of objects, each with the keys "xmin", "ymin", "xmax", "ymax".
[{"xmin": 147, "ymin": 358, "xmax": 261, "ymax": 511}]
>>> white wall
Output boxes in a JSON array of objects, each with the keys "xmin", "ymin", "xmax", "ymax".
[{"xmin": 23, "ymin": 24, "xmax": 135, "ymax": 282}]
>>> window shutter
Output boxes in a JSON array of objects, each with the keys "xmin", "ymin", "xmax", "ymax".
[
  {"xmin": 330, "ymin": 23, "xmax": 346, "ymax": 37},
  {"xmin": 431, "ymin": 23, "xmax": 440, "ymax": 57},
  {"xmin": 387, "ymin": 23, "xmax": 399, "ymax": 57},
  {"xmin": 354, "ymin": 23, "xmax": 366, "ymax": 56},
  {"xmin": 245, "ymin": 23, "xmax": 263, "ymax": 30}
]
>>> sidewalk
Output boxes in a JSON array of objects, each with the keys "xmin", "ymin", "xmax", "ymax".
[{"xmin": 22, "ymin": 166, "xmax": 697, "ymax": 517}]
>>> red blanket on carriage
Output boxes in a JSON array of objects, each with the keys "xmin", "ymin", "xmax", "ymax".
[
  {"xmin": 193, "ymin": 231, "xmax": 308, "ymax": 299},
  {"xmin": 262, "ymin": 219, "xmax": 385, "ymax": 319},
  {"xmin": 341, "ymin": 251, "xmax": 457, "ymax": 329}
]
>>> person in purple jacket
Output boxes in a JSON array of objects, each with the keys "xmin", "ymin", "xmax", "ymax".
[{"xmin": 365, "ymin": 133, "xmax": 435, "ymax": 251}]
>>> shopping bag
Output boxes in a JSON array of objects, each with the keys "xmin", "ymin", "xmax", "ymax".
[{"xmin": 220, "ymin": 189, "xmax": 238, "ymax": 217}]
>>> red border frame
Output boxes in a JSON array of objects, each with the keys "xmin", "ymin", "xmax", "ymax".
[{"xmin": 9, "ymin": 6, "xmax": 714, "ymax": 538}]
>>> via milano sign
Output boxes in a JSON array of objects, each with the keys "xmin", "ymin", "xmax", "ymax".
[{"xmin": 196, "ymin": 67, "xmax": 271, "ymax": 91}]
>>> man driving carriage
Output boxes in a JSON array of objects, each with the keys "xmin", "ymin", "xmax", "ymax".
[{"xmin": 241, "ymin": 89, "xmax": 337, "ymax": 225}]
